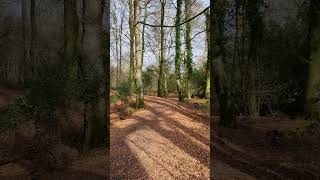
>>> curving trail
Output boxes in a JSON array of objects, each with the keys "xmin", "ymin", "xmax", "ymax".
[{"xmin": 110, "ymin": 96, "xmax": 255, "ymax": 179}]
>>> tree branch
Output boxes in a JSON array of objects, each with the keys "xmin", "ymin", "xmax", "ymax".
[{"xmin": 137, "ymin": 6, "xmax": 209, "ymax": 28}]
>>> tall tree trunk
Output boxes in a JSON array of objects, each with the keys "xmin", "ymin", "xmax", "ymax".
[
  {"xmin": 111, "ymin": 7, "xmax": 119, "ymax": 84},
  {"xmin": 134, "ymin": 0, "xmax": 144, "ymax": 108},
  {"xmin": 81, "ymin": 0, "xmax": 105, "ymax": 152},
  {"xmin": 158, "ymin": 1, "xmax": 166, "ymax": 97},
  {"xmin": 64, "ymin": 0, "xmax": 79, "ymax": 120},
  {"xmin": 116, "ymin": 26, "xmax": 119, "ymax": 84},
  {"xmin": 119, "ymin": 13, "xmax": 123, "ymax": 79},
  {"xmin": 104, "ymin": 0, "xmax": 110, "ymax": 147},
  {"xmin": 306, "ymin": 0, "xmax": 320, "ymax": 120},
  {"xmin": 30, "ymin": 0, "xmax": 36, "ymax": 76},
  {"xmin": 233, "ymin": 0, "xmax": 242, "ymax": 88},
  {"xmin": 129, "ymin": 0, "xmax": 135, "ymax": 94},
  {"xmin": 211, "ymin": 0, "xmax": 237, "ymax": 127},
  {"xmin": 246, "ymin": 0, "xmax": 263, "ymax": 117},
  {"xmin": 175, "ymin": 0, "xmax": 183, "ymax": 101},
  {"xmin": 141, "ymin": 0, "xmax": 148, "ymax": 66},
  {"xmin": 205, "ymin": 11, "xmax": 210, "ymax": 99},
  {"xmin": 22, "ymin": 0, "xmax": 30, "ymax": 82},
  {"xmin": 185, "ymin": 0, "xmax": 193, "ymax": 99}
]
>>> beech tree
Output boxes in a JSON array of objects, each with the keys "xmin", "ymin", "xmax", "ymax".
[
  {"xmin": 175, "ymin": 0, "xmax": 183, "ymax": 101},
  {"xmin": 134, "ymin": 0, "xmax": 144, "ymax": 108},
  {"xmin": 185, "ymin": 0, "xmax": 193, "ymax": 99},
  {"xmin": 306, "ymin": 0, "xmax": 320, "ymax": 120},
  {"xmin": 81, "ymin": 0, "xmax": 106, "ymax": 151}
]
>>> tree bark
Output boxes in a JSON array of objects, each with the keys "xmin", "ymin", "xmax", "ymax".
[
  {"xmin": 129, "ymin": 0, "xmax": 135, "ymax": 94},
  {"xmin": 22, "ymin": 0, "xmax": 30, "ymax": 82},
  {"xmin": 134, "ymin": 0, "xmax": 144, "ymax": 108},
  {"xmin": 175, "ymin": 0, "xmax": 183, "ymax": 101},
  {"xmin": 246, "ymin": 0, "xmax": 263, "ymax": 117},
  {"xmin": 30, "ymin": 0, "xmax": 36, "ymax": 76},
  {"xmin": 158, "ymin": 1, "xmax": 166, "ymax": 97},
  {"xmin": 185, "ymin": 0, "xmax": 193, "ymax": 99},
  {"xmin": 63, "ymin": 0, "xmax": 80, "ymax": 120},
  {"xmin": 306, "ymin": 0, "xmax": 320, "ymax": 120},
  {"xmin": 141, "ymin": 1, "xmax": 147, "ymax": 66},
  {"xmin": 119, "ymin": 8, "xmax": 124, "ymax": 79},
  {"xmin": 81, "ymin": 0, "xmax": 105, "ymax": 152},
  {"xmin": 210, "ymin": 0, "xmax": 237, "ymax": 127},
  {"xmin": 205, "ymin": 11, "xmax": 210, "ymax": 99}
]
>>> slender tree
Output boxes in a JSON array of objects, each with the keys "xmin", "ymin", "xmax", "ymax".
[
  {"xmin": 81, "ymin": 0, "xmax": 106, "ymax": 152},
  {"xmin": 205, "ymin": 11, "xmax": 210, "ymax": 99},
  {"xmin": 158, "ymin": 0, "xmax": 167, "ymax": 97},
  {"xmin": 63, "ymin": 0, "xmax": 80, "ymax": 119},
  {"xmin": 112, "ymin": 8, "xmax": 119, "ymax": 84},
  {"xmin": 134, "ymin": 0, "xmax": 144, "ymax": 108},
  {"xmin": 119, "ymin": 2, "xmax": 124, "ymax": 79},
  {"xmin": 141, "ymin": 0, "xmax": 150, "ymax": 66},
  {"xmin": 175, "ymin": 0, "xmax": 183, "ymax": 101},
  {"xmin": 185, "ymin": 0, "xmax": 193, "ymax": 99},
  {"xmin": 22, "ymin": 0, "xmax": 30, "ymax": 82},
  {"xmin": 211, "ymin": 0, "xmax": 237, "ymax": 127},
  {"xmin": 129, "ymin": 0, "xmax": 135, "ymax": 94},
  {"xmin": 246, "ymin": 0, "xmax": 263, "ymax": 116},
  {"xmin": 306, "ymin": 0, "xmax": 320, "ymax": 120},
  {"xmin": 30, "ymin": 0, "xmax": 36, "ymax": 76}
]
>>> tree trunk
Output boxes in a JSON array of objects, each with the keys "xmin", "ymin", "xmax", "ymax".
[
  {"xmin": 141, "ymin": 0, "xmax": 148, "ymax": 66},
  {"xmin": 63, "ymin": 0, "xmax": 80, "ymax": 120},
  {"xmin": 30, "ymin": 0, "xmax": 36, "ymax": 77},
  {"xmin": 205, "ymin": 11, "xmax": 210, "ymax": 99},
  {"xmin": 81, "ymin": 0, "xmax": 106, "ymax": 152},
  {"xmin": 210, "ymin": 0, "xmax": 237, "ymax": 127},
  {"xmin": 134, "ymin": 0, "xmax": 144, "ymax": 108},
  {"xmin": 119, "ymin": 13, "xmax": 123, "ymax": 80},
  {"xmin": 175, "ymin": 0, "xmax": 183, "ymax": 101},
  {"xmin": 22, "ymin": 0, "xmax": 30, "ymax": 82},
  {"xmin": 129, "ymin": 0, "xmax": 135, "ymax": 94},
  {"xmin": 185, "ymin": 0, "xmax": 193, "ymax": 100},
  {"xmin": 116, "ymin": 25, "xmax": 119, "ymax": 84},
  {"xmin": 246, "ymin": 0, "xmax": 263, "ymax": 117},
  {"xmin": 306, "ymin": 0, "xmax": 320, "ymax": 120},
  {"xmin": 158, "ymin": 1, "xmax": 166, "ymax": 97}
]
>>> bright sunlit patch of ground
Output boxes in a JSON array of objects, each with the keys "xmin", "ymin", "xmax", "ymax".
[
  {"xmin": 125, "ymin": 127, "xmax": 209, "ymax": 179},
  {"xmin": 112, "ymin": 119, "xmax": 139, "ymax": 129},
  {"xmin": 158, "ymin": 121, "xmax": 175, "ymax": 132}
]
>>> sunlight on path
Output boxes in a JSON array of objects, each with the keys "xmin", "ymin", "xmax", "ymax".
[{"xmin": 125, "ymin": 127, "xmax": 209, "ymax": 179}]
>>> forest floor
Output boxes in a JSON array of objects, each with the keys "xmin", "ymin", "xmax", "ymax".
[
  {"xmin": 111, "ymin": 94, "xmax": 320, "ymax": 180},
  {"xmin": 0, "ymin": 86, "xmax": 108, "ymax": 179},
  {"xmin": 110, "ymin": 95, "xmax": 211, "ymax": 179},
  {"xmin": 1, "ymin": 85, "xmax": 319, "ymax": 179},
  {"xmin": 111, "ymin": 95, "xmax": 259, "ymax": 179}
]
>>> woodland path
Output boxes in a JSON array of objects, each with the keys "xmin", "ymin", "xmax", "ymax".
[{"xmin": 110, "ymin": 96, "xmax": 255, "ymax": 179}]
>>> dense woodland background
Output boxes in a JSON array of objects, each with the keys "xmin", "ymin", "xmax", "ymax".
[
  {"xmin": 0, "ymin": 0, "xmax": 319, "ymax": 178},
  {"xmin": 0, "ymin": 0, "xmax": 109, "ymax": 178}
]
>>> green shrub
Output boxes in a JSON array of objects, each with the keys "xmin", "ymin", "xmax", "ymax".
[{"xmin": 116, "ymin": 81, "xmax": 131, "ymax": 104}]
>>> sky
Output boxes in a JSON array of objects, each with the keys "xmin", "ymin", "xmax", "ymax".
[{"xmin": 133, "ymin": 0, "xmax": 211, "ymax": 71}]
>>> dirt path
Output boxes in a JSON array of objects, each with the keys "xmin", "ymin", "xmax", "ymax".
[{"xmin": 110, "ymin": 96, "xmax": 255, "ymax": 179}]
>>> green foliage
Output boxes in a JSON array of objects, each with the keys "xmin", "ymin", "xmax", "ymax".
[
  {"xmin": 142, "ymin": 67, "xmax": 154, "ymax": 94},
  {"xmin": 110, "ymin": 95, "xmax": 119, "ymax": 105},
  {"xmin": 116, "ymin": 81, "xmax": 131, "ymax": 104},
  {"xmin": 191, "ymin": 63, "xmax": 207, "ymax": 98}
]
